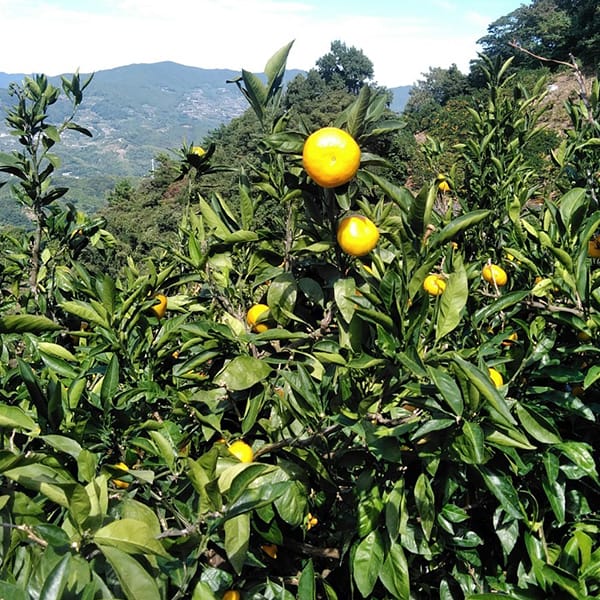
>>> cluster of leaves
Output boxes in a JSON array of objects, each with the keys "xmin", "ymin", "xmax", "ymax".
[{"xmin": 1, "ymin": 41, "xmax": 600, "ymax": 600}]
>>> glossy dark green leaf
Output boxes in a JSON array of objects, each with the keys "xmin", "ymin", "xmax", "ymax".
[
  {"xmin": 415, "ymin": 473, "xmax": 435, "ymax": 540},
  {"xmin": 352, "ymin": 530, "xmax": 384, "ymax": 597},
  {"xmin": 99, "ymin": 545, "xmax": 162, "ymax": 600},
  {"xmin": 516, "ymin": 403, "xmax": 561, "ymax": 444},
  {"xmin": 452, "ymin": 355, "xmax": 516, "ymax": 426},
  {"xmin": 297, "ymin": 559, "xmax": 316, "ymax": 600},
  {"xmin": 39, "ymin": 555, "xmax": 70, "ymax": 600},
  {"xmin": 478, "ymin": 467, "xmax": 523, "ymax": 520},
  {"xmin": 379, "ymin": 541, "xmax": 410, "ymax": 599},
  {"xmin": 224, "ymin": 513, "xmax": 250, "ymax": 574},
  {"xmin": 453, "ymin": 421, "xmax": 487, "ymax": 464},
  {"xmin": 436, "ymin": 261, "xmax": 468, "ymax": 340},
  {"xmin": 430, "ymin": 210, "xmax": 491, "ymax": 248},
  {"xmin": 101, "ymin": 353, "xmax": 120, "ymax": 407},
  {"xmin": 427, "ymin": 365, "xmax": 463, "ymax": 416}
]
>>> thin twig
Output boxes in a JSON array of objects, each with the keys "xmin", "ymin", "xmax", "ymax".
[{"xmin": 253, "ymin": 423, "xmax": 342, "ymax": 459}]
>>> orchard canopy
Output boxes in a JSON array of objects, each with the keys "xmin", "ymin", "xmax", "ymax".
[{"xmin": 0, "ymin": 39, "xmax": 600, "ymax": 600}]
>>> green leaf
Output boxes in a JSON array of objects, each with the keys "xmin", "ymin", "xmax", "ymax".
[
  {"xmin": 515, "ymin": 404, "xmax": 561, "ymax": 444},
  {"xmin": 542, "ymin": 454, "xmax": 565, "ymax": 524},
  {"xmin": 94, "ymin": 518, "xmax": 169, "ymax": 556},
  {"xmin": 583, "ymin": 365, "xmax": 600, "ymax": 389},
  {"xmin": 0, "ymin": 582, "xmax": 26, "ymax": 600},
  {"xmin": 436, "ymin": 262, "xmax": 468, "ymax": 340},
  {"xmin": 334, "ymin": 277, "xmax": 356, "ymax": 323},
  {"xmin": 297, "ymin": 559, "xmax": 316, "ymax": 600},
  {"xmin": 274, "ymin": 480, "xmax": 307, "ymax": 526},
  {"xmin": 37, "ymin": 342, "xmax": 76, "ymax": 361},
  {"xmin": 558, "ymin": 187, "xmax": 587, "ymax": 236},
  {"xmin": 452, "ymin": 355, "xmax": 516, "ymax": 426},
  {"xmin": 352, "ymin": 530, "xmax": 384, "ymax": 597},
  {"xmin": 368, "ymin": 172, "xmax": 412, "ymax": 213},
  {"xmin": 41, "ymin": 435, "xmax": 82, "ymax": 458},
  {"xmin": 427, "ymin": 366, "xmax": 463, "ymax": 416},
  {"xmin": 39, "ymin": 555, "xmax": 70, "ymax": 600},
  {"xmin": 17, "ymin": 358, "xmax": 46, "ymax": 417},
  {"xmin": 556, "ymin": 442, "xmax": 598, "ymax": 481},
  {"xmin": 453, "ymin": 421, "xmax": 487, "ymax": 464},
  {"xmin": 214, "ymin": 356, "xmax": 272, "ymax": 390},
  {"xmin": 99, "ymin": 545, "xmax": 162, "ymax": 600},
  {"xmin": 119, "ymin": 498, "xmax": 162, "ymax": 538},
  {"xmin": 478, "ymin": 467, "xmax": 523, "ymax": 519},
  {"xmin": 222, "ymin": 230, "xmax": 259, "ymax": 243},
  {"xmin": 218, "ymin": 462, "xmax": 275, "ymax": 498},
  {"xmin": 541, "ymin": 564, "xmax": 584, "ymax": 598},
  {"xmin": 2, "ymin": 463, "xmax": 75, "ymax": 507},
  {"xmin": 148, "ymin": 430, "xmax": 177, "ymax": 472},
  {"xmin": 60, "ymin": 299, "xmax": 109, "ymax": 327},
  {"xmin": 346, "ymin": 85, "xmax": 371, "ymax": 138},
  {"xmin": 415, "ymin": 473, "xmax": 435, "ymax": 540},
  {"xmin": 379, "ymin": 541, "xmax": 410, "ymax": 599},
  {"xmin": 224, "ymin": 513, "xmax": 250, "ymax": 574},
  {"xmin": 101, "ymin": 353, "xmax": 120, "ymax": 407},
  {"xmin": 0, "ymin": 404, "xmax": 39, "ymax": 432},
  {"xmin": 241, "ymin": 69, "xmax": 266, "ymax": 122},
  {"xmin": 216, "ymin": 481, "xmax": 289, "ymax": 524},
  {"xmin": 198, "ymin": 196, "xmax": 231, "ymax": 239},
  {"xmin": 264, "ymin": 40, "xmax": 294, "ymax": 100},
  {"xmin": 473, "ymin": 290, "xmax": 529, "ymax": 325},
  {"xmin": 266, "ymin": 131, "xmax": 307, "ymax": 154},
  {"xmin": 0, "ymin": 314, "xmax": 61, "ymax": 333},
  {"xmin": 430, "ymin": 210, "xmax": 491, "ymax": 248},
  {"xmin": 267, "ymin": 272, "xmax": 298, "ymax": 323},
  {"xmin": 409, "ymin": 183, "xmax": 436, "ymax": 237}
]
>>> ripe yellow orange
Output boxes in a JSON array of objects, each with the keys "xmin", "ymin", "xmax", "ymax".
[
  {"xmin": 482, "ymin": 264, "xmax": 508, "ymax": 287},
  {"xmin": 112, "ymin": 462, "xmax": 130, "ymax": 489},
  {"xmin": 222, "ymin": 591, "xmax": 240, "ymax": 600},
  {"xmin": 488, "ymin": 367, "xmax": 503, "ymax": 388},
  {"xmin": 261, "ymin": 543, "xmax": 278, "ymax": 559},
  {"xmin": 191, "ymin": 146, "xmax": 206, "ymax": 156},
  {"xmin": 302, "ymin": 127, "xmax": 361, "ymax": 188},
  {"xmin": 228, "ymin": 440, "xmax": 253, "ymax": 463},
  {"xmin": 151, "ymin": 294, "xmax": 168, "ymax": 319},
  {"xmin": 423, "ymin": 274, "xmax": 447, "ymax": 296},
  {"xmin": 337, "ymin": 215, "xmax": 379, "ymax": 257},
  {"xmin": 246, "ymin": 303, "xmax": 270, "ymax": 333},
  {"xmin": 588, "ymin": 236, "xmax": 600, "ymax": 257}
]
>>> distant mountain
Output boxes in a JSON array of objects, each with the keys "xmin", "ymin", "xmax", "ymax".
[{"xmin": 0, "ymin": 62, "xmax": 411, "ymax": 225}]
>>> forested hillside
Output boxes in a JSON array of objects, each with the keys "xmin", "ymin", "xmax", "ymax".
[{"xmin": 0, "ymin": 61, "xmax": 410, "ymax": 226}]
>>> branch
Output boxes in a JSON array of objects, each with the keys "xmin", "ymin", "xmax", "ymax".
[
  {"xmin": 253, "ymin": 423, "xmax": 342, "ymax": 459},
  {"xmin": 509, "ymin": 41, "xmax": 593, "ymax": 120}
]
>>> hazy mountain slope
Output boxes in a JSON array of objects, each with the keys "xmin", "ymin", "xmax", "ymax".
[{"xmin": 0, "ymin": 62, "xmax": 411, "ymax": 225}]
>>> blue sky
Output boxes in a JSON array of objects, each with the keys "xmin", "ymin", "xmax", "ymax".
[{"xmin": 0, "ymin": 0, "xmax": 527, "ymax": 86}]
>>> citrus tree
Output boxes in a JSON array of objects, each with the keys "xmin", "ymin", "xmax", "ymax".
[{"xmin": 0, "ymin": 42, "xmax": 599, "ymax": 600}]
